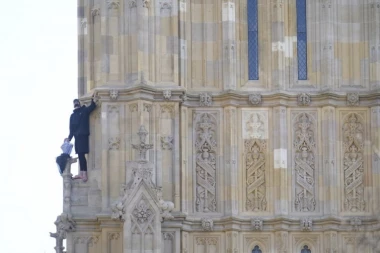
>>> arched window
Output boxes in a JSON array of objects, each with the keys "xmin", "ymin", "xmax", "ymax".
[
  {"xmin": 296, "ymin": 0, "xmax": 307, "ymax": 80},
  {"xmin": 247, "ymin": 0, "xmax": 259, "ymax": 80},
  {"xmin": 301, "ymin": 245, "xmax": 311, "ymax": 253},
  {"xmin": 252, "ymin": 245, "xmax": 262, "ymax": 253}
]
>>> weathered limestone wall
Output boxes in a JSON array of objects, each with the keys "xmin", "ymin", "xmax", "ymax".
[{"xmin": 50, "ymin": 1, "xmax": 380, "ymax": 253}]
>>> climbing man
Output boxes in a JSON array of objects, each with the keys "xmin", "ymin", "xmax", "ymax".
[{"xmin": 65, "ymin": 92, "xmax": 98, "ymax": 182}]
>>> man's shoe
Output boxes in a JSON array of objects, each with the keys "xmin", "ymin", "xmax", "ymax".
[
  {"xmin": 82, "ymin": 171, "xmax": 88, "ymax": 182},
  {"xmin": 72, "ymin": 171, "xmax": 83, "ymax": 179}
]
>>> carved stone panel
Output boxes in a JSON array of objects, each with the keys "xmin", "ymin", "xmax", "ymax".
[
  {"xmin": 242, "ymin": 110, "xmax": 269, "ymax": 213},
  {"xmin": 194, "ymin": 112, "xmax": 218, "ymax": 213},
  {"xmin": 292, "ymin": 112, "xmax": 318, "ymax": 212},
  {"xmin": 341, "ymin": 112, "xmax": 366, "ymax": 212},
  {"xmin": 245, "ymin": 139, "xmax": 267, "ymax": 212}
]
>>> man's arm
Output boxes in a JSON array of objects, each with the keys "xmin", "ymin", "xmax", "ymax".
[
  {"xmin": 85, "ymin": 99, "xmax": 97, "ymax": 114},
  {"xmin": 67, "ymin": 115, "xmax": 74, "ymax": 141}
]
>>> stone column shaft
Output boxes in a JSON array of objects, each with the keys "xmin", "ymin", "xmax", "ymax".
[
  {"xmin": 371, "ymin": 106, "xmax": 380, "ymax": 212},
  {"xmin": 322, "ymin": 106, "xmax": 337, "ymax": 215},
  {"xmin": 222, "ymin": 0, "xmax": 237, "ymax": 90},
  {"xmin": 224, "ymin": 107, "xmax": 238, "ymax": 215},
  {"xmin": 273, "ymin": 106, "xmax": 288, "ymax": 215}
]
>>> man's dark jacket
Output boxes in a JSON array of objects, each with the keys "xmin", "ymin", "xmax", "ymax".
[{"xmin": 68, "ymin": 100, "xmax": 96, "ymax": 141}]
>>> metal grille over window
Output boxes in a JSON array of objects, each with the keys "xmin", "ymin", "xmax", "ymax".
[
  {"xmin": 252, "ymin": 245, "xmax": 262, "ymax": 253},
  {"xmin": 296, "ymin": 0, "xmax": 307, "ymax": 80},
  {"xmin": 248, "ymin": 0, "xmax": 259, "ymax": 80}
]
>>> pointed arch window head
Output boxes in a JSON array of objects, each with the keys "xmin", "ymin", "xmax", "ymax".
[
  {"xmin": 247, "ymin": 0, "xmax": 259, "ymax": 80},
  {"xmin": 252, "ymin": 245, "xmax": 262, "ymax": 253},
  {"xmin": 296, "ymin": 0, "xmax": 308, "ymax": 80},
  {"xmin": 301, "ymin": 245, "xmax": 311, "ymax": 253}
]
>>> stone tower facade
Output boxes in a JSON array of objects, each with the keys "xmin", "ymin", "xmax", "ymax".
[{"xmin": 51, "ymin": 0, "xmax": 380, "ymax": 252}]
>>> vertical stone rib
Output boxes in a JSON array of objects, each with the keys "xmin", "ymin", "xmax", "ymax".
[
  {"xmin": 273, "ymin": 106, "xmax": 288, "ymax": 215},
  {"xmin": 222, "ymin": 0, "xmax": 237, "ymax": 90},
  {"xmin": 322, "ymin": 106, "xmax": 337, "ymax": 215},
  {"xmin": 320, "ymin": 1, "xmax": 335, "ymax": 90},
  {"xmin": 371, "ymin": 106, "xmax": 380, "ymax": 213},
  {"xmin": 224, "ymin": 107, "xmax": 238, "ymax": 215},
  {"xmin": 271, "ymin": 0, "xmax": 286, "ymax": 90}
]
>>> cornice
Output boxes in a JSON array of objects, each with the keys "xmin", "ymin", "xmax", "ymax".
[
  {"xmin": 79, "ymin": 86, "xmax": 380, "ymax": 108},
  {"xmin": 68, "ymin": 212, "xmax": 380, "ymax": 233}
]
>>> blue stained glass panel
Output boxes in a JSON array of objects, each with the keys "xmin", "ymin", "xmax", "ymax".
[
  {"xmin": 252, "ymin": 245, "xmax": 262, "ymax": 253},
  {"xmin": 247, "ymin": 0, "xmax": 259, "ymax": 80},
  {"xmin": 296, "ymin": 0, "xmax": 308, "ymax": 80},
  {"xmin": 301, "ymin": 245, "xmax": 311, "ymax": 253}
]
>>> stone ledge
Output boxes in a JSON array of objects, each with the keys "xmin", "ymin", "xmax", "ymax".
[{"xmin": 78, "ymin": 86, "xmax": 380, "ymax": 108}]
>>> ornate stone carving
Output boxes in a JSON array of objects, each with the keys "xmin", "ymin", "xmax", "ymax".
[
  {"xmin": 80, "ymin": 18, "xmax": 87, "ymax": 29},
  {"xmin": 160, "ymin": 1, "xmax": 172, "ymax": 10},
  {"xmin": 300, "ymin": 218, "xmax": 313, "ymax": 231},
  {"xmin": 249, "ymin": 94, "xmax": 262, "ymax": 105},
  {"xmin": 322, "ymin": 0, "xmax": 332, "ymax": 8},
  {"xmin": 161, "ymin": 135, "xmax": 173, "ymax": 150},
  {"xmin": 350, "ymin": 217, "xmax": 362, "ymax": 231},
  {"xmin": 129, "ymin": 103, "xmax": 138, "ymax": 112},
  {"xmin": 195, "ymin": 113, "xmax": 218, "ymax": 212},
  {"xmin": 163, "ymin": 232, "xmax": 175, "ymax": 240},
  {"xmin": 180, "ymin": 93, "xmax": 188, "ymax": 103},
  {"xmin": 73, "ymin": 236, "xmax": 99, "ymax": 245},
  {"xmin": 251, "ymin": 219, "xmax": 263, "ymax": 230},
  {"xmin": 129, "ymin": 0, "xmax": 137, "ymax": 8},
  {"xmin": 142, "ymin": 0, "xmax": 150, "ymax": 8},
  {"xmin": 50, "ymin": 213, "xmax": 76, "ymax": 253},
  {"xmin": 108, "ymin": 232, "xmax": 120, "ymax": 240},
  {"xmin": 110, "ymin": 89, "xmax": 119, "ymax": 100},
  {"xmin": 244, "ymin": 112, "xmax": 267, "ymax": 139},
  {"xmin": 132, "ymin": 125, "xmax": 153, "ymax": 161},
  {"xmin": 111, "ymin": 126, "xmax": 174, "ymax": 222},
  {"xmin": 200, "ymin": 93, "xmax": 212, "ymax": 107},
  {"xmin": 143, "ymin": 103, "xmax": 152, "ymax": 112},
  {"xmin": 275, "ymin": 232, "xmax": 288, "ymax": 253},
  {"xmin": 107, "ymin": 0, "xmax": 120, "ymax": 9},
  {"xmin": 108, "ymin": 137, "xmax": 120, "ymax": 150},
  {"xmin": 91, "ymin": 7, "xmax": 100, "ymax": 16},
  {"xmin": 201, "ymin": 217, "xmax": 214, "ymax": 231},
  {"xmin": 347, "ymin": 93, "xmax": 359, "ymax": 106},
  {"xmin": 297, "ymin": 93, "xmax": 311, "ymax": 106},
  {"xmin": 245, "ymin": 139, "xmax": 267, "ymax": 211},
  {"xmin": 157, "ymin": 188, "xmax": 175, "ymax": 221},
  {"xmin": 293, "ymin": 113, "xmax": 316, "ymax": 212},
  {"xmin": 133, "ymin": 198, "xmax": 153, "ymax": 223},
  {"xmin": 196, "ymin": 237, "xmax": 218, "ymax": 245},
  {"xmin": 163, "ymin": 90, "xmax": 171, "ymax": 100},
  {"xmin": 342, "ymin": 113, "xmax": 365, "ymax": 212}
]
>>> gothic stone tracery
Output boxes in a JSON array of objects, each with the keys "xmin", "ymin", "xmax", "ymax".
[
  {"xmin": 293, "ymin": 113, "xmax": 317, "ymax": 212},
  {"xmin": 194, "ymin": 113, "xmax": 218, "ymax": 212},
  {"xmin": 342, "ymin": 113, "xmax": 366, "ymax": 212}
]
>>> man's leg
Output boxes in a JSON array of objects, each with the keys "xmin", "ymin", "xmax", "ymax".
[{"xmin": 78, "ymin": 153, "xmax": 88, "ymax": 182}]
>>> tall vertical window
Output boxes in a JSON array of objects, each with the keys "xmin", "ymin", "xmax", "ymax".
[
  {"xmin": 248, "ymin": 0, "xmax": 259, "ymax": 80},
  {"xmin": 296, "ymin": 0, "xmax": 307, "ymax": 80},
  {"xmin": 252, "ymin": 245, "xmax": 262, "ymax": 253}
]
